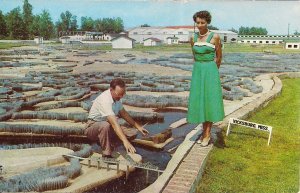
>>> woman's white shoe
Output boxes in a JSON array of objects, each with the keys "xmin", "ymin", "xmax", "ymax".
[
  {"xmin": 196, "ymin": 136, "xmax": 203, "ymax": 144},
  {"xmin": 200, "ymin": 136, "xmax": 211, "ymax": 147}
]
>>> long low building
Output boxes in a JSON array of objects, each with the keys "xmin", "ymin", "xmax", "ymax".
[
  {"xmin": 127, "ymin": 26, "xmax": 238, "ymax": 44},
  {"xmin": 238, "ymin": 35, "xmax": 300, "ymax": 45}
]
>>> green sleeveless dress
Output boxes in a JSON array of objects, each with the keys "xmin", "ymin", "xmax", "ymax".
[{"xmin": 187, "ymin": 32, "xmax": 225, "ymax": 123}]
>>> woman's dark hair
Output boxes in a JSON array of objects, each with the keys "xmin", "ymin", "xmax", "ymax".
[
  {"xmin": 193, "ymin": 10, "xmax": 212, "ymax": 24},
  {"xmin": 110, "ymin": 78, "xmax": 126, "ymax": 89}
]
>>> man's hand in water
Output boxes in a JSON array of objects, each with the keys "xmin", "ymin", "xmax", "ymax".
[{"xmin": 123, "ymin": 140, "xmax": 136, "ymax": 154}]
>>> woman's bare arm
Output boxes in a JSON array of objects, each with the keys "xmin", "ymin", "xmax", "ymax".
[
  {"xmin": 214, "ymin": 34, "xmax": 222, "ymax": 69},
  {"xmin": 190, "ymin": 36, "xmax": 195, "ymax": 61}
]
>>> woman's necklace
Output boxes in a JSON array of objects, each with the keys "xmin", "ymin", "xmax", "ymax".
[{"xmin": 199, "ymin": 30, "xmax": 209, "ymax": 37}]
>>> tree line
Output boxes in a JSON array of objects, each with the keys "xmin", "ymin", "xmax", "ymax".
[
  {"xmin": 0, "ymin": 0, "xmax": 124, "ymax": 40},
  {"xmin": 238, "ymin": 26, "xmax": 268, "ymax": 35}
]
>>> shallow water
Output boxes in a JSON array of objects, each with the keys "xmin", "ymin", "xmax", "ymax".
[{"xmin": 85, "ymin": 111, "xmax": 196, "ymax": 193}]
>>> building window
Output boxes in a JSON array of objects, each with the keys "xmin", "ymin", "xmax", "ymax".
[
  {"xmin": 178, "ymin": 32, "xmax": 183, "ymax": 35},
  {"xmin": 288, "ymin": 45, "xmax": 292, "ymax": 48},
  {"xmin": 133, "ymin": 32, "xmax": 138, "ymax": 35},
  {"xmin": 294, "ymin": 45, "xmax": 298, "ymax": 48},
  {"xmin": 272, "ymin": 41, "xmax": 276, "ymax": 44},
  {"xmin": 253, "ymin": 41, "xmax": 256, "ymax": 43},
  {"xmin": 224, "ymin": 36, "xmax": 227, "ymax": 42},
  {"xmin": 247, "ymin": 41, "xmax": 250, "ymax": 43},
  {"xmin": 259, "ymin": 41, "xmax": 263, "ymax": 43},
  {"xmin": 147, "ymin": 32, "xmax": 152, "ymax": 35},
  {"xmin": 266, "ymin": 41, "xmax": 269, "ymax": 43}
]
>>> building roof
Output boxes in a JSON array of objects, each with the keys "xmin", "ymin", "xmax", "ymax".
[
  {"xmin": 166, "ymin": 26, "xmax": 194, "ymax": 29},
  {"xmin": 104, "ymin": 33, "xmax": 121, "ymax": 38},
  {"xmin": 60, "ymin": 36, "xmax": 71, "ymax": 39},
  {"xmin": 210, "ymin": 30, "xmax": 238, "ymax": 35},
  {"xmin": 166, "ymin": 36, "xmax": 179, "ymax": 39},
  {"xmin": 85, "ymin": 31, "xmax": 103, "ymax": 35},
  {"xmin": 144, "ymin": 37, "xmax": 162, "ymax": 42},
  {"xmin": 111, "ymin": 35, "xmax": 135, "ymax": 41},
  {"xmin": 238, "ymin": 36, "xmax": 300, "ymax": 40},
  {"xmin": 238, "ymin": 35, "xmax": 300, "ymax": 40},
  {"xmin": 284, "ymin": 39, "xmax": 300, "ymax": 43}
]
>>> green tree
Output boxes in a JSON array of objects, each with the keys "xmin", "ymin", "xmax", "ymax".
[
  {"xmin": 141, "ymin": 24, "xmax": 150, "ymax": 27},
  {"xmin": 239, "ymin": 26, "xmax": 268, "ymax": 35},
  {"xmin": 70, "ymin": 15, "xmax": 77, "ymax": 31},
  {"xmin": 94, "ymin": 18, "xmax": 104, "ymax": 32},
  {"xmin": 0, "ymin": 11, "xmax": 8, "ymax": 37},
  {"xmin": 30, "ymin": 14, "xmax": 40, "ymax": 36},
  {"xmin": 55, "ymin": 20, "xmax": 63, "ymax": 36},
  {"xmin": 56, "ymin": 11, "xmax": 74, "ymax": 32},
  {"xmin": 228, "ymin": 27, "xmax": 238, "ymax": 33},
  {"xmin": 55, "ymin": 11, "xmax": 77, "ymax": 36},
  {"xmin": 22, "ymin": 0, "xmax": 33, "ymax": 39},
  {"xmin": 114, "ymin": 17, "xmax": 124, "ymax": 33},
  {"xmin": 208, "ymin": 25, "xmax": 219, "ymax": 30},
  {"xmin": 39, "ymin": 10, "xmax": 54, "ymax": 39},
  {"xmin": 81, "ymin": 16, "xmax": 94, "ymax": 31},
  {"xmin": 94, "ymin": 17, "xmax": 124, "ymax": 33},
  {"xmin": 294, "ymin": 30, "xmax": 300, "ymax": 35},
  {"xmin": 6, "ymin": 7, "xmax": 25, "ymax": 39},
  {"xmin": 99, "ymin": 18, "xmax": 109, "ymax": 33}
]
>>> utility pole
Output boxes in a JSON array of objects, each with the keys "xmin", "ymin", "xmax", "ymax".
[{"xmin": 288, "ymin": 23, "xmax": 290, "ymax": 39}]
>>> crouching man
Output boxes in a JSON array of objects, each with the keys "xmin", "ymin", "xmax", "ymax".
[{"xmin": 85, "ymin": 78, "xmax": 149, "ymax": 158}]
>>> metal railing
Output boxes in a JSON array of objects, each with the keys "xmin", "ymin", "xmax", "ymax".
[{"xmin": 63, "ymin": 154, "xmax": 164, "ymax": 184}]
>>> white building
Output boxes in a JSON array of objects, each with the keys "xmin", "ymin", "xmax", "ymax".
[
  {"xmin": 285, "ymin": 41, "xmax": 300, "ymax": 49},
  {"xmin": 166, "ymin": 36, "xmax": 179, "ymax": 44},
  {"xmin": 111, "ymin": 36, "xmax": 135, "ymax": 49},
  {"xmin": 59, "ymin": 35, "xmax": 83, "ymax": 43},
  {"xmin": 60, "ymin": 36, "xmax": 71, "ymax": 44},
  {"xmin": 238, "ymin": 39, "xmax": 283, "ymax": 45},
  {"xmin": 238, "ymin": 35, "xmax": 300, "ymax": 45},
  {"xmin": 85, "ymin": 32, "xmax": 103, "ymax": 40},
  {"xmin": 59, "ymin": 32, "xmax": 126, "ymax": 43},
  {"xmin": 127, "ymin": 26, "xmax": 238, "ymax": 44},
  {"xmin": 211, "ymin": 30, "xmax": 238, "ymax": 43},
  {"xmin": 34, "ymin": 36, "xmax": 43, "ymax": 44},
  {"xmin": 143, "ymin": 37, "xmax": 162, "ymax": 46},
  {"xmin": 101, "ymin": 33, "xmax": 122, "ymax": 41}
]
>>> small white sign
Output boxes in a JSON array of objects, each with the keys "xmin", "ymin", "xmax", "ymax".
[{"xmin": 226, "ymin": 118, "xmax": 272, "ymax": 145}]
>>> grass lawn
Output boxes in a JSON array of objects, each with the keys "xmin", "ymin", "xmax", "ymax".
[
  {"xmin": 0, "ymin": 42, "xmax": 31, "ymax": 49},
  {"xmin": 197, "ymin": 77, "xmax": 300, "ymax": 193},
  {"xmin": 132, "ymin": 43, "xmax": 191, "ymax": 52}
]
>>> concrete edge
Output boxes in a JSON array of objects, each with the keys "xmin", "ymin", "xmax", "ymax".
[{"xmin": 188, "ymin": 145, "xmax": 213, "ymax": 193}]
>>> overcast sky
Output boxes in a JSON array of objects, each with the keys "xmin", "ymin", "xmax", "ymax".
[{"xmin": 1, "ymin": 0, "xmax": 299, "ymax": 35}]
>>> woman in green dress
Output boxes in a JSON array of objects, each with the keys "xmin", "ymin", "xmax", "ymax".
[{"xmin": 187, "ymin": 10, "xmax": 225, "ymax": 146}]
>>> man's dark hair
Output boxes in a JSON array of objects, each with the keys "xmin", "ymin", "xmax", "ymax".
[
  {"xmin": 193, "ymin": 10, "xmax": 212, "ymax": 24},
  {"xmin": 110, "ymin": 78, "xmax": 126, "ymax": 89}
]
